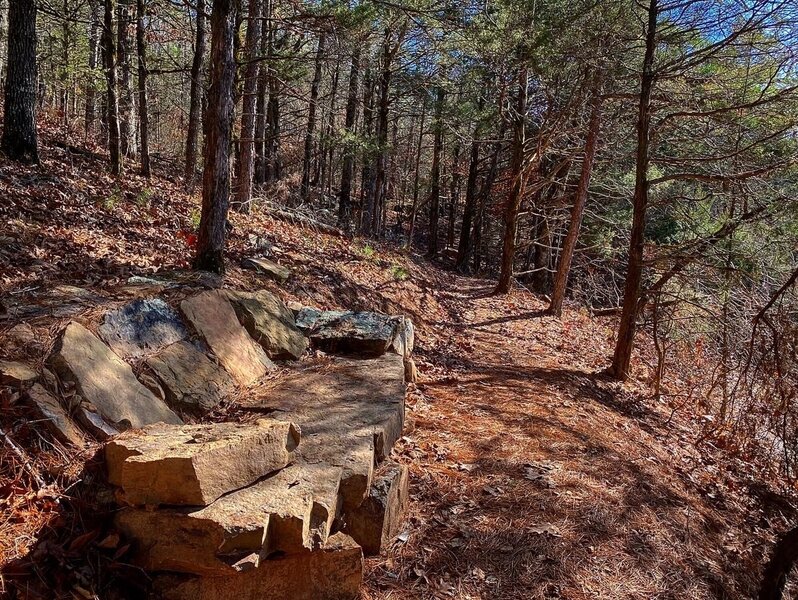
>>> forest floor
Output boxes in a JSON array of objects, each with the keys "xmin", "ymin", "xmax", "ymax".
[{"xmin": 0, "ymin": 127, "xmax": 794, "ymax": 599}]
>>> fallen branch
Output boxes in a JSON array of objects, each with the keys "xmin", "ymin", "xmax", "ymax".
[
  {"xmin": 264, "ymin": 206, "xmax": 345, "ymax": 237},
  {"xmin": 0, "ymin": 426, "xmax": 47, "ymax": 490}
]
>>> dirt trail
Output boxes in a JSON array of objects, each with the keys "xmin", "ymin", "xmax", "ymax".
[{"xmin": 363, "ymin": 274, "xmax": 763, "ymax": 600}]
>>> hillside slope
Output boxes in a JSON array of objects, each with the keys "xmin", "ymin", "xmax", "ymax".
[{"xmin": 0, "ymin": 132, "xmax": 793, "ymax": 599}]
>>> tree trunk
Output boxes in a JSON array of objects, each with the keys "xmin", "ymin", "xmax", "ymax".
[
  {"xmin": 549, "ymin": 75, "xmax": 603, "ymax": 315},
  {"xmin": 117, "ymin": 0, "xmax": 136, "ymax": 157},
  {"xmin": 135, "ymin": 0, "xmax": 150, "ymax": 177},
  {"xmin": 338, "ymin": 45, "xmax": 360, "ymax": 228},
  {"xmin": 102, "ymin": 0, "xmax": 122, "ymax": 174},
  {"xmin": 426, "ymin": 86, "xmax": 445, "ymax": 257},
  {"xmin": 495, "ymin": 67, "xmax": 529, "ymax": 294},
  {"xmin": 184, "ymin": 0, "xmax": 207, "ymax": 189},
  {"xmin": 2, "ymin": 0, "xmax": 39, "ymax": 164},
  {"xmin": 456, "ymin": 112, "xmax": 482, "ymax": 270},
  {"xmin": 233, "ymin": 0, "xmax": 262, "ymax": 213},
  {"xmin": 406, "ymin": 95, "xmax": 427, "ymax": 249},
  {"xmin": 253, "ymin": 0, "xmax": 268, "ymax": 185},
  {"xmin": 320, "ymin": 59, "xmax": 339, "ymax": 196},
  {"xmin": 608, "ymin": 0, "xmax": 658, "ymax": 380},
  {"xmin": 760, "ymin": 526, "xmax": 798, "ymax": 600},
  {"xmin": 359, "ymin": 65, "xmax": 375, "ymax": 231},
  {"xmin": 447, "ymin": 140, "xmax": 462, "ymax": 248},
  {"xmin": 300, "ymin": 31, "xmax": 325, "ymax": 202},
  {"xmin": 263, "ymin": 14, "xmax": 281, "ymax": 182},
  {"xmin": 193, "ymin": 0, "xmax": 237, "ymax": 273},
  {"xmin": 84, "ymin": 1, "xmax": 101, "ymax": 138}
]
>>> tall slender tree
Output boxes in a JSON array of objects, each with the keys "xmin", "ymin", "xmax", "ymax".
[
  {"xmin": 102, "ymin": 0, "xmax": 122, "ymax": 174},
  {"xmin": 135, "ymin": 0, "xmax": 150, "ymax": 177},
  {"xmin": 193, "ymin": 0, "xmax": 237, "ymax": 273},
  {"xmin": 184, "ymin": 0, "xmax": 207, "ymax": 190},
  {"xmin": 2, "ymin": 0, "xmax": 39, "ymax": 164}
]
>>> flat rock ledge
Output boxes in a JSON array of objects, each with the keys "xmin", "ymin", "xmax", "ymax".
[{"xmin": 106, "ymin": 419, "xmax": 300, "ymax": 506}]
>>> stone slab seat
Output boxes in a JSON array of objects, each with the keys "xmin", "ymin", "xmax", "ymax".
[
  {"xmin": 154, "ymin": 532, "xmax": 363, "ymax": 600},
  {"xmin": 106, "ymin": 419, "xmax": 300, "ymax": 506},
  {"xmin": 48, "ymin": 321, "xmax": 181, "ymax": 429},
  {"xmin": 255, "ymin": 354, "xmax": 406, "ymax": 463},
  {"xmin": 180, "ymin": 290, "xmax": 275, "ymax": 387},
  {"xmin": 115, "ymin": 460, "xmax": 343, "ymax": 577}
]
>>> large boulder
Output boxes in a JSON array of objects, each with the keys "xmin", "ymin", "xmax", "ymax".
[
  {"xmin": 97, "ymin": 298, "xmax": 188, "ymax": 360},
  {"xmin": 25, "ymin": 384, "xmax": 84, "ymax": 446},
  {"xmin": 145, "ymin": 341, "xmax": 234, "ymax": 414},
  {"xmin": 106, "ymin": 419, "xmax": 299, "ymax": 507},
  {"xmin": 342, "ymin": 461, "xmax": 409, "ymax": 555},
  {"xmin": 116, "ymin": 461, "xmax": 342, "ymax": 576},
  {"xmin": 154, "ymin": 533, "xmax": 363, "ymax": 600},
  {"xmin": 181, "ymin": 291, "xmax": 275, "ymax": 386},
  {"xmin": 295, "ymin": 309, "xmax": 413, "ymax": 357},
  {"xmin": 48, "ymin": 322, "xmax": 181, "ymax": 429},
  {"xmin": 227, "ymin": 290, "xmax": 308, "ymax": 360}
]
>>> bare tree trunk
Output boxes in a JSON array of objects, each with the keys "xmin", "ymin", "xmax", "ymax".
[
  {"xmin": 193, "ymin": 0, "xmax": 237, "ymax": 273},
  {"xmin": 456, "ymin": 111, "xmax": 482, "ymax": 270},
  {"xmin": 549, "ymin": 75, "xmax": 602, "ymax": 315},
  {"xmin": 2, "ymin": 0, "xmax": 38, "ymax": 163},
  {"xmin": 300, "ymin": 31, "xmax": 325, "ymax": 202},
  {"xmin": 135, "ymin": 0, "xmax": 150, "ymax": 177},
  {"xmin": 84, "ymin": 0, "xmax": 101, "ymax": 138},
  {"xmin": 338, "ymin": 45, "xmax": 360, "ymax": 228},
  {"xmin": 760, "ymin": 526, "xmax": 798, "ymax": 600},
  {"xmin": 233, "ymin": 0, "xmax": 262, "ymax": 213},
  {"xmin": 359, "ymin": 64, "xmax": 374, "ymax": 231},
  {"xmin": 426, "ymin": 86, "xmax": 445, "ymax": 257},
  {"xmin": 320, "ymin": 59, "xmax": 340, "ymax": 196},
  {"xmin": 184, "ymin": 0, "xmax": 207, "ymax": 189},
  {"xmin": 495, "ymin": 67, "xmax": 529, "ymax": 294},
  {"xmin": 447, "ymin": 140, "xmax": 462, "ymax": 248},
  {"xmin": 253, "ymin": 0, "xmax": 268, "ymax": 185},
  {"xmin": 405, "ymin": 95, "xmax": 426, "ymax": 249},
  {"xmin": 263, "ymin": 13, "xmax": 281, "ymax": 182},
  {"xmin": 472, "ymin": 126, "xmax": 503, "ymax": 272},
  {"xmin": 117, "ymin": 0, "xmax": 136, "ymax": 157},
  {"xmin": 102, "ymin": 0, "xmax": 122, "ymax": 174},
  {"xmin": 608, "ymin": 0, "xmax": 658, "ymax": 380}
]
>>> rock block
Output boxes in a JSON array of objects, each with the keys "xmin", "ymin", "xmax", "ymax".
[
  {"xmin": 75, "ymin": 402, "xmax": 119, "ymax": 440},
  {"xmin": 295, "ymin": 309, "xmax": 414, "ymax": 358},
  {"xmin": 241, "ymin": 257, "xmax": 290, "ymax": 283},
  {"xmin": 25, "ymin": 384, "xmax": 84, "ymax": 446},
  {"xmin": 0, "ymin": 360, "xmax": 39, "ymax": 390},
  {"xmin": 48, "ymin": 322, "xmax": 181, "ymax": 429},
  {"xmin": 180, "ymin": 291, "xmax": 275, "ymax": 386},
  {"xmin": 227, "ymin": 290, "xmax": 308, "ymax": 360},
  {"xmin": 98, "ymin": 298, "xmax": 188, "ymax": 359},
  {"xmin": 146, "ymin": 341, "xmax": 234, "ymax": 414},
  {"xmin": 258, "ymin": 354, "xmax": 406, "ymax": 462},
  {"xmin": 154, "ymin": 533, "xmax": 363, "ymax": 600},
  {"xmin": 106, "ymin": 419, "xmax": 299, "ymax": 506},
  {"xmin": 116, "ymin": 461, "xmax": 342, "ymax": 576},
  {"xmin": 343, "ymin": 461, "xmax": 409, "ymax": 555}
]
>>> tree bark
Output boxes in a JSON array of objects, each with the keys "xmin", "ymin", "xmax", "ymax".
[
  {"xmin": 84, "ymin": 0, "xmax": 101, "ymax": 138},
  {"xmin": 184, "ymin": 0, "xmax": 207, "ymax": 189},
  {"xmin": 102, "ymin": 0, "xmax": 122, "ymax": 174},
  {"xmin": 760, "ymin": 526, "xmax": 798, "ymax": 600},
  {"xmin": 300, "ymin": 31, "xmax": 325, "ymax": 202},
  {"xmin": 608, "ymin": 0, "xmax": 658, "ymax": 380},
  {"xmin": 426, "ymin": 86, "xmax": 445, "ymax": 257},
  {"xmin": 253, "ymin": 0, "xmax": 268, "ymax": 185},
  {"xmin": 455, "ymin": 111, "xmax": 483, "ymax": 270},
  {"xmin": 193, "ymin": 0, "xmax": 237, "ymax": 273},
  {"xmin": 495, "ymin": 67, "xmax": 529, "ymax": 294},
  {"xmin": 405, "ymin": 95, "xmax": 427, "ymax": 249},
  {"xmin": 263, "ymin": 12, "xmax": 281, "ymax": 182},
  {"xmin": 447, "ymin": 140, "xmax": 462, "ymax": 248},
  {"xmin": 549, "ymin": 75, "xmax": 603, "ymax": 315},
  {"xmin": 233, "ymin": 0, "xmax": 262, "ymax": 213},
  {"xmin": 117, "ymin": 0, "xmax": 136, "ymax": 157},
  {"xmin": 2, "ymin": 0, "xmax": 39, "ymax": 164},
  {"xmin": 338, "ymin": 45, "xmax": 361, "ymax": 228},
  {"xmin": 135, "ymin": 0, "xmax": 150, "ymax": 177}
]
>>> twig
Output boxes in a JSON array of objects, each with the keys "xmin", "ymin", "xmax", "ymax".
[{"xmin": 0, "ymin": 426, "xmax": 47, "ymax": 490}]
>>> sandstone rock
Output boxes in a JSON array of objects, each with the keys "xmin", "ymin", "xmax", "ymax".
[
  {"xmin": 146, "ymin": 341, "xmax": 234, "ymax": 414},
  {"xmin": 404, "ymin": 357, "xmax": 418, "ymax": 383},
  {"xmin": 257, "ymin": 354, "xmax": 406, "ymax": 463},
  {"xmin": 343, "ymin": 461, "xmax": 409, "ymax": 555},
  {"xmin": 106, "ymin": 419, "xmax": 299, "ymax": 506},
  {"xmin": 48, "ymin": 322, "xmax": 181, "ymax": 429},
  {"xmin": 0, "ymin": 360, "xmax": 38, "ymax": 390},
  {"xmin": 296, "ymin": 309, "xmax": 414, "ymax": 357},
  {"xmin": 75, "ymin": 403, "xmax": 119, "ymax": 440},
  {"xmin": 98, "ymin": 298, "xmax": 188, "ymax": 359},
  {"xmin": 25, "ymin": 384, "xmax": 84, "ymax": 446},
  {"xmin": 116, "ymin": 461, "xmax": 341, "ymax": 576},
  {"xmin": 241, "ymin": 257, "xmax": 290, "ymax": 283},
  {"xmin": 227, "ymin": 290, "xmax": 308, "ymax": 360},
  {"xmin": 180, "ymin": 291, "xmax": 274, "ymax": 386},
  {"xmin": 154, "ymin": 533, "xmax": 363, "ymax": 600}
]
